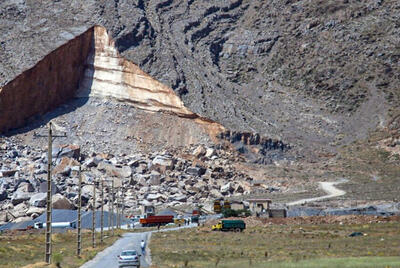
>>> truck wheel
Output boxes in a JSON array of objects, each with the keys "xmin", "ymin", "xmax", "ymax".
[{"xmin": 235, "ymin": 228, "xmax": 241, "ymax": 232}]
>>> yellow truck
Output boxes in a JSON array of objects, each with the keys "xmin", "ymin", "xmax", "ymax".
[{"xmin": 212, "ymin": 220, "xmax": 246, "ymax": 232}]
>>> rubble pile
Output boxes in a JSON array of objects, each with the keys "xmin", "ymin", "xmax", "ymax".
[{"xmin": 0, "ymin": 137, "xmax": 270, "ymax": 224}]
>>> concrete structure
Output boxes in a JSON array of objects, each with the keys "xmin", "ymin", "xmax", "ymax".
[{"xmin": 247, "ymin": 199, "xmax": 272, "ymax": 214}]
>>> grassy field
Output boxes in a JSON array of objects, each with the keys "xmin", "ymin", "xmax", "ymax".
[
  {"xmin": 0, "ymin": 229, "xmax": 127, "ymax": 268},
  {"xmin": 150, "ymin": 221, "xmax": 400, "ymax": 268}
]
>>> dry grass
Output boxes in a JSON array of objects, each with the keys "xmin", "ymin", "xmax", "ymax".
[
  {"xmin": 0, "ymin": 229, "xmax": 128, "ymax": 268},
  {"xmin": 150, "ymin": 221, "xmax": 400, "ymax": 267}
]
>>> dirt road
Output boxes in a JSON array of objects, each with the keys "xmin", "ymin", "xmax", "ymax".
[{"xmin": 287, "ymin": 179, "xmax": 347, "ymax": 206}]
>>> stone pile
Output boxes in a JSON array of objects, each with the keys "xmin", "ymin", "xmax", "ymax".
[{"xmin": 0, "ymin": 137, "xmax": 262, "ymax": 224}]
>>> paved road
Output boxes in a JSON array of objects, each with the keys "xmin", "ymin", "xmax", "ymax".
[
  {"xmin": 80, "ymin": 224, "xmax": 196, "ymax": 268},
  {"xmin": 287, "ymin": 179, "xmax": 347, "ymax": 206}
]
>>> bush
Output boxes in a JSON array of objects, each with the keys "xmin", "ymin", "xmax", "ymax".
[{"xmin": 222, "ymin": 208, "xmax": 251, "ymax": 218}]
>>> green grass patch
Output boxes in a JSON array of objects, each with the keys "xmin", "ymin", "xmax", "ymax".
[
  {"xmin": 0, "ymin": 229, "xmax": 128, "ymax": 268},
  {"xmin": 150, "ymin": 222, "xmax": 400, "ymax": 268}
]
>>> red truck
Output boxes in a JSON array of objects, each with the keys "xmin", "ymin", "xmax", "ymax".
[{"xmin": 139, "ymin": 215, "xmax": 174, "ymax": 227}]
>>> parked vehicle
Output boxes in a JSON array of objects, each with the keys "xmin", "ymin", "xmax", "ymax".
[
  {"xmin": 139, "ymin": 215, "xmax": 173, "ymax": 227},
  {"xmin": 191, "ymin": 209, "xmax": 200, "ymax": 223},
  {"xmin": 117, "ymin": 250, "xmax": 140, "ymax": 268},
  {"xmin": 174, "ymin": 218, "xmax": 185, "ymax": 225},
  {"xmin": 212, "ymin": 220, "xmax": 246, "ymax": 232},
  {"xmin": 214, "ymin": 200, "xmax": 222, "ymax": 213}
]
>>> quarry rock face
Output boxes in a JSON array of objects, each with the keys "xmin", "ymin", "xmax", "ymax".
[
  {"xmin": 77, "ymin": 26, "xmax": 195, "ymax": 118},
  {"xmin": 0, "ymin": 29, "xmax": 93, "ymax": 133},
  {"xmin": 0, "ymin": 25, "xmax": 224, "ymax": 146}
]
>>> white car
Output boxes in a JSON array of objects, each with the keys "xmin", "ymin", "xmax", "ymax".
[{"xmin": 117, "ymin": 250, "xmax": 140, "ymax": 268}]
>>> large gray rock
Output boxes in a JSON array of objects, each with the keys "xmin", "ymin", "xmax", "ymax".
[
  {"xmin": 148, "ymin": 171, "xmax": 161, "ymax": 186},
  {"xmin": 151, "ymin": 155, "xmax": 175, "ymax": 173},
  {"xmin": 84, "ymin": 156, "xmax": 102, "ymax": 168},
  {"xmin": 146, "ymin": 193, "xmax": 164, "ymax": 201},
  {"xmin": 205, "ymin": 147, "xmax": 217, "ymax": 158},
  {"xmin": 0, "ymin": 169, "xmax": 17, "ymax": 177},
  {"xmin": 29, "ymin": 192, "xmax": 47, "ymax": 207},
  {"xmin": 11, "ymin": 203, "xmax": 28, "ymax": 218},
  {"xmin": 171, "ymin": 194, "xmax": 187, "ymax": 202},
  {"xmin": 11, "ymin": 191, "xmax": 34, "ymax": 205},
  {"xmin": 26, "ymin": 207, "xmax": 45, "ymax": 217},
  {"xmin": 39, "ymin": 181, "xmax": 58, "ymax": 195},
  {"xmin": 0, "ymin": 211, "xmax": 8, "ymax": 224},
  {"xmin": 16, "ymin": 182, "xmax": 34, "ymax": 193},
  {"xmin": 52, "ymin": 194, "xmax": 74, "ymax": 209},
  {"xmin": 220, "ymin": 182, "xmax": 233, "ymax": 194},
  {"xmin": 210, "ymin": 189, "xmax": 223, "ymax": 199},
  {"xmin": 0, "ymin": 190, "xmax": 7, "ymax": 201},
  {"xmin": 186, "ymin": 166, "xmax": 206, "ymax": 176},
  {"xmin": 52, "ymin": 144, "xmax": 80, "ymax": 160}
]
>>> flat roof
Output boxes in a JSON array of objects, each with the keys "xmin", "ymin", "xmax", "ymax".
[{"xmin": 247, "ymin": 199, "xmax": 272, "ymax": 202}]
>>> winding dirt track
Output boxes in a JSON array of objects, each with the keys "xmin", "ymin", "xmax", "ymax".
[{"xmin": 287, "ymin": 179, "xmax": 347, "ymax": 206}]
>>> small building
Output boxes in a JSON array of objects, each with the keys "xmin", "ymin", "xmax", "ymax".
[
  {"xmin": 141, "ymin": 205, "xmax": 155, "ymax": 216},
  {"xmin": 247, "ymin": 198, "xmax": 272, "ymax": 214},
  {"xmin": 230, "ymin": 200, "xmax": 245, "ymax": 211}
]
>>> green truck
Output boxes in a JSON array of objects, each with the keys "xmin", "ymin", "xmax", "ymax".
[{"xmin": 212, "ymin": 219, "xmax": 246, "ymax": 232}]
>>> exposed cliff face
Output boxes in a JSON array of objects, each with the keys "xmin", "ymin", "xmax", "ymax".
[
  {"xmin": 0, "ymin": 25, "xmax": 224, "ymax": 145},
  {"xmin": 1, "ymin": 0, "xmax": 398, "ymax": 151},
  {"xmin": 77, "ymin": 26, "xmax": 195, "ymax": 118},
  {"xmin": 0, "ymin": 30, "xmax": 93, "ymax": 133}
]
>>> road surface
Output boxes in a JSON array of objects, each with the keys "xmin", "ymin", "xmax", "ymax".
[
  {"xmin": 80, "ymin": 224, "xmax": 196, "ymax": 268},
  {"xmin": 287, "ymin": 179, "xmax": 347, "ymax": 206}
]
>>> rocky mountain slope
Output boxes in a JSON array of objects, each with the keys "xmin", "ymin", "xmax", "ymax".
[
  {"xmin": 0, "ymin": 0, "xmax": 399, "ymax": 225},
  {"xmin": 1, "ymin": 0, "xmax": 399, "ymax": 150}
]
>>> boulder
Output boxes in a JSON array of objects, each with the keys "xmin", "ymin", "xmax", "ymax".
[
  {"xmin": 0, "ymin": 190, "xmax": 7, "ymax": 201},
  {"xmin": 151, "ymin": 155, "xmax": 175, "ymax": 173},
  {"xmin": 0, "ymin": 169, "xmax": 17, "ymax": 177},
  {"xmin": 148, "ymin": 171, "xmax": 161, "ymax": 186},
  {"xmin": 205, "ymin": 148, "xmax": 216, "ymax": 158},
  {"xmin": 52, "ymin": 144, "xmax": 80, "ymax": 160},
  {"xmin": 39, "ymin": 181, "xmax": 58, "ymax": 195},
  {"xmin": 146, "ymin": 193, "xmax": 164, "ymax": 201},
  {"xmin": 16, "ymin": 182, "xmax": 35, "ymax": 193},
  {"xmin": 186, "ymin": 166, "xmax": 206, "ymax": 176},
  {"xmin": 84, "ymin": 156, "xmax": 102, "ymax": 168},
  {"xmin": 172, "ymin": 194, "xmax": 187, "ymax": 202},
  {"xmin": 52, "ymin": 194, "xmax": 74, "ymax": 209},
  {"xmin": 193, "ymin": 145, "xmax": 206, "ymax": 158},
  {"xmin": 0, "ymin": 211, "xmax": 8, "ymax": 223},
  {"xmin": 11, "ymin": 203, "xmax": 28, "ymax": 218},
  {"xmin": 121, "ymin": 166, "xmax": 132, "ymax": 178},
  {"xmin": 81, "ymin": 185, "xmax": 94, "ymax": 199},
  {"xmin": 98, "ymin": 162, "xmax": 128, "ymax": 178},
  {"xmin": 11, "ymin": 191, "xmax": 34, "ymax": 205},
  {"xmin": 29, "ymin": 192, "xmax": 47, "ymax": 207},
  {"xmin": 53, "ymin": 157, "xmax": 79, "ymax": 176},
  {"xmin": 26, "ymin": 207, "xmax": 45, "ymax": 216},
  {"xmin": 210, "ymin": 189, "xmax": 223, "ymax": 199},
  {"xmin": 221, "ymin": 182, "xmax": 233, "ymax": 194},
  {"xmin": 14, "ymin": 216, "xmax": 32, "ymax": 223}
]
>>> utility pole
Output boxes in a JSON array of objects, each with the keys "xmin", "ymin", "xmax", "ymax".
[
  {"xmin": 111, "ymin": 180, "xmax": 114, "ymax": 236},
  {"xmin": 100, "ymin": 180, "xmax": 104, "ymax": 245},
  {"xmin": 116, "ymin": 187, "xmax": 120, "ymax": 229},
  {"xmin": 121, "ymin": 184, "xmax": 125, "ymax": 229},
  {"xmin": 92, "ymin": 182, "xmax": 96, "ymax": 248},
  {"xmin": 45, "ymin": 122, "xmax": 52, "ymax": 264},
  {"xmin": 77, "ymin": 164, "xmax": 82, "ymax": 257}
]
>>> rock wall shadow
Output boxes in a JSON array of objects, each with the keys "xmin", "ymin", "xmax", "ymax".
[{"xmin": 1, "ymin": 27, "xmax": 96, "ymax": 136}]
